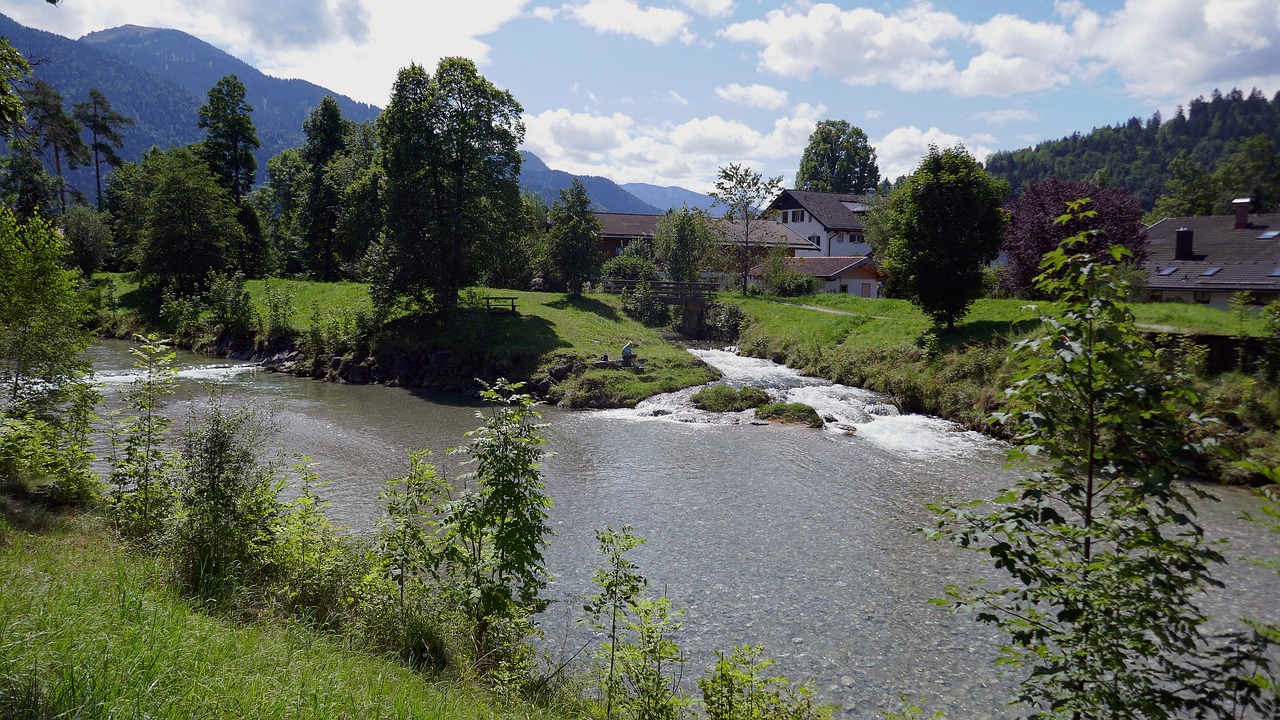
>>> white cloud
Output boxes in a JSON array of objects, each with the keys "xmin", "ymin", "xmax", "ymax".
[
  {"xmin": 874, "ymin": 126, "xmax": 996, "ymax": 181},
  {"xmin": 715, "ymin": 83, "xmax": 789, "ymax": 109},
  {"xmin": 970, "ymin": 108, "xmax": 1040, "ymax": 126},
  {"xmin": 523, "ymin": 104, "xmax": 824, "ymax": 192},
  {"xmin": 864, "ymin": 110, "xmax": 882, "ymax": 120},
  {"xmin": 568, "ymin": 0, "xmax": 693, "ymax": 45},
  {"xmin": 681, "ymin": 0, "xmax": 734, "ymax": 18},
  {"xmin": 664, "ymin": 90, "xmax": 691, "ymax": 106},
  {"xmin": 1086, "ymin": 0, "xmax": 1280, "ymax": 99}
]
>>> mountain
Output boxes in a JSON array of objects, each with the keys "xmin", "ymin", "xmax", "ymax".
[
  {"xmin": 621, "ymin": 182, "xmax": 716, "ymax": 212},
  {"xmin": 519, "ymin": 151, "xmax": 661, "ymax": 214},
  {"xmin": 0, "ymin": 13, "xmax": 379, "ymax": 196}
]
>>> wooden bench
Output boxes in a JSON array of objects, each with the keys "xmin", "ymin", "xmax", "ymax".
[{"xmin": 484, "ymin": 296, "xmax": 518, "ymax": 315}]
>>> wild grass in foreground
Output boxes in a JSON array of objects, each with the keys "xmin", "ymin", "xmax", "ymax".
[{"xmin": 0, "ymin": 517, "xmax": 554, "ymax": 720}]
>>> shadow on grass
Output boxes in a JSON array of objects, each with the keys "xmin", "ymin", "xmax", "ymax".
[
  {"xmin": 546, "ymin": 295, "xmax": 623, "ymax": 322},
  {"xmin": 936, "ymin": 317, "xmax": 1042, "ymax": 350}
]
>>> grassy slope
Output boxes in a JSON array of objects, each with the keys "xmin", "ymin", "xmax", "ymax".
[
  {"xmin": 0, "ymin": 517, "xmax": 556, "ymax": 720},
  {"xmin": 95, "ymin": 275, "xmax": 719, "ymax": 408}
]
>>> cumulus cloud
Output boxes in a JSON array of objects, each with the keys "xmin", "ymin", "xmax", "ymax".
[
  {"xmin": 720, "ymin": 0, "xmax": 1280, "ymax": 102},
  {"xmin": 874, "ymin": 126, "xmax": 996, "ymax": 181},
  {"xmin": 715, "ymin": 83, "xmax": 789, "ymax": 109},
  {"xmin": 1085, "ymin": 0, "xmax": 1280, "ymax": 99},
  {"xmin": 523, "ymin": 104, "xmax": 823, "ymax": 192},
  {"xmin": 664, "ymin": 90, "xmax": 691, "ymax": 105},
  {"xmin": 208, "ymin": 0, "xmax": 372, "ymax": 47},
  {"xmin": 568, "ymin": 0, "xmax": 693, "ymax": 44}
]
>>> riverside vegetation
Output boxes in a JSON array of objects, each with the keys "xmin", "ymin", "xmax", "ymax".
[{"xmin": 5, "ymin": 204, "xmax": 1280, "ymax": 717}]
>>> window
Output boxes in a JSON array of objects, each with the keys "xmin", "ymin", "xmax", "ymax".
[
  {"xmin": 1150, "ymin": 291, "xmax": 1164, "ymax": 302},
  {"xmin": 860, "ymin": 283, "xmax": 872, "ymax": 298},
  {"xmin": 1193, "ymin": 291, "xmax": 1211, "ymax": 304},
  {"xmin": 791, "ymin": 210, "xmax": 805, "ymax": 223},
  {"xmin": 838, "ymin": 283, "xmax": 848, "ymax": 293},
  {"xmin": 1259, "ymin": 230, "xmax": 1280, "ymax": 239},
  {"xmin": 1201, "ymin": 267, "xmax": 1221, "ymax": 276},
  {"xmin": 1158, "ymin": 267, "xmax": 1178, "ymax": 276},
  {"xmin": 809, "ymin": 235, "xmax": 821, "ymax": 246}
]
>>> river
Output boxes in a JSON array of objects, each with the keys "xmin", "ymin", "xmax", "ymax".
[{"xmin": 87, "ymin": 340, "xmax": 1280, "ymax": 718}]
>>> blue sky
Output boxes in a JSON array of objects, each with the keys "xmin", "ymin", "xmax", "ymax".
[{"xmin": 3, "ymin": 0, "xmax": 1279, "ymax": 192}]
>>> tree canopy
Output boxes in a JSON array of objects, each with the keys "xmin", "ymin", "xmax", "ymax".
[
  {"xmin": 198, "ymin": 74, "xmax": 260, "ymax": 204},
  {"xmin": 371, "ymin": 58, "xmax": 524, "ymax": 318},
  {"xmin": 795, "ymin": 120, "xmax": 879, "ymax": 193},
  {"xmin": 72, "ymin": 88, "xmax": 133, "ymax": 210},
  {"xmin": 878, "ymin": 145, "xmax": 1007, "ymax": 329},
  {"xmin": 654, "ymin": 207, "xmax": 713, "ymax": 283},
  {"xmin": 1002, "ymin": 178, "xmax": 1145, "ymax": 297},
  {"xmin": 541, "ymin": 178, "xmax": 602, "ymax": 295}
]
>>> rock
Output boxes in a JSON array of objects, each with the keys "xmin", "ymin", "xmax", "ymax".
[
  {"xmin": 550, "ymin": 363, "xmax": 571, "ymax": 381},
  {"xmin": 347, "ymin": 364, "xmax": 370, "ymax": 384}
]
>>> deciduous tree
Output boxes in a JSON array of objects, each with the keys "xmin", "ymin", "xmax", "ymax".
[
  {"xmin": 795, "ymin": 119, "xmax": 879, "ymax": 193},
  {"xmin": 298, "ymin": 95, "xmax": 350, "ymax": 281},
  {"xmin": 1212, "ymin": 134, "xmax": 1280, "ymax": 214},
  {"xmin": 1002, "ymin": 177, "xmax": 1145, "ymax": 297},
  {"xmin": 710, "ymin": 163, "xmax": 783, "ymax": 295},
  {"xmin": 136, "ymin": 148, "xmax": 243, "ymax": 298},
  {"xmin": 877, "ymin": 145, "xmax": 1006, "ymax": 329},
  {"xmin": 541, "ymin": 179, "xmax": 602, "ymax": 294},
  {"xmin": 928, "ymin": 205, "xmax": 1276, "ymax": 718},
  {"xmin": 654, "ymin": 207, "xmax": 712, "ymax": 283},
  {"xmin": 373, "ymin": 58, "xmax": 523, "ymax": 318}
]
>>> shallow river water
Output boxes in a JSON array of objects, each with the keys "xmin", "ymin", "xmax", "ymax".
[{"xmin": 88, "ymin": 340, "xmax": 1280, "ymax": 718}]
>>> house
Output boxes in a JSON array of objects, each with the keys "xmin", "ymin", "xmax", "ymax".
[
  {"xmin": 591, "ymin": 212, "xmax": 817, "ymax": 259},
  {"xmin": 767, "ymin": 189, "xmax": 874, "ymax": 257},
  {"xmin": 750, "ymin": 256, "xmax": 884, "ymax": 297},
  {"xmin": 594, "ymin": 212, "xmax": 660, "ymax": 256},
  {"xmin": 1145, "ymin": 199, "xmax": 1280, "ymax": 309}
]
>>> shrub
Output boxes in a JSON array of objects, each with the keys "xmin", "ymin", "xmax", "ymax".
[
  {"xmin": 765, "ymin": 269, "xmax": 817, "ymax": 297},
  {"xmin": 603, "ymin": 255, "xmax": 661, "ymax": 283},
  {"xmin": 705, "ymin": 302, "xmax": 747, "ymax": 342},
  {"xmin": 700, "ymin": 644, "xmax": 833, "ymax": 720},
  {"xmin": 258, "ymin": 279, "xmax": 295, "ymax": 341},
  {"xmin": 204, "ymin": 271, "xmax": 254, "ymax": 336},
  {"xmin": 755, "ymin": 402, "xmax": 823, "ymax": 428},
  {"xmin": 691, "ymin": 385, "xmax": 770, "ymax": 412}
]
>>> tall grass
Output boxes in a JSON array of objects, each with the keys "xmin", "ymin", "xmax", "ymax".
[{"xmin": 0, "ymin": 518, "xmax": 557, "ymax": 720}]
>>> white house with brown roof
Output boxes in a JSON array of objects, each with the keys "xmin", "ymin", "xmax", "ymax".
[
  {"xmin": 767, "ymin": 189, "xmax": 874, "ymax": 257},
  {"xmin": 751, "ymin": 256, "xmax": 883, "ymax": 296},
  {"xmin": 1145, "ymin": 200, "xmax": 1280, "ymax": 309}
]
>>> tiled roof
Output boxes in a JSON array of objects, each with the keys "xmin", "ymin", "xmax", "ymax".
[
  {"xmin": 709, "ymin": 218, "xmax": 818, "ymax": 251},
  {"xmin": 750, "ymin": 256, "xmax": 877, "ymax": 279},
  {"xmin": 595, "ymin": 212, "xmax": 661, "ymax": 238},
  {"xmin": 768, "ymin": 189, "xmax": 871, "ymax": 232},
  {"xmin": 1144, "ymin": 214, "xmax": 1280, "ymax": 293}
]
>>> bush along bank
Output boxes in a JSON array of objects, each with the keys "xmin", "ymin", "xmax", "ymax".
[{"xmin": 727, "ymin": 296, "xmax": 1280, "ymax": 485}]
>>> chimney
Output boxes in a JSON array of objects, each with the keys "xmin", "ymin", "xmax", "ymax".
[
  {"xmin": 1234, "ymin": 197, "xmax": 1252, "ymax": 229},
  {"xmin": 1175, "ymin": 227, "xmax": 1194, "ymax": 260}
]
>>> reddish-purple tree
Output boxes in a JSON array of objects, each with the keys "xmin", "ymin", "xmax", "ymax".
[{"xmin": 1001, "ymin": 178, "xmax": 1146, "ymax": 297}]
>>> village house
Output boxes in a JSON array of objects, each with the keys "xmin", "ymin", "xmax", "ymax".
[
  {"xmin": 1145, "ymin": 199, "xmax": 1280, "ymax": 309},
  {"xmin": 767, "ymin": 189, "xmax": 875, "ymax": 257},
  {"xmin": 592, "ymin": 212, "xmax": 816, "ymax": 259},
  {"xmin": 750, "ymin": 256, "xmax": 885, "ymax": 297}
]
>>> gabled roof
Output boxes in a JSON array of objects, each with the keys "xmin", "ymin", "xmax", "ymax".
[
  {"xmin": 594, "ymin": 212, "xmax": 661, "ymax": 239},
  {"xmin": 709, "ymin": 218, "xmax": 817, "ymax": 251},
  {"xmin": 768, "ymin": 189, "xmax": 872, "ymax": 232},
  {"xmin": 749, "ymin": 256, "xmax": 878, "ymax": 279},
  {"xmin": 1145, "ymin": 214, "xmax": 1280, "ymax": 292}
]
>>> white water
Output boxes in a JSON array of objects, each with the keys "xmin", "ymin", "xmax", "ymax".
[{"xmin": 602, "ymin": 348, "xmax": 998, "ymax": 459}]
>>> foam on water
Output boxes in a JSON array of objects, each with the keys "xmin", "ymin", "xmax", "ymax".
[
  {"xmin": 603, "ymin": 348, "xmax": 997, "ymax": 458},
  {"xmin": 94, "ymin": 363, "xmax": 258, "ymax": 386}
]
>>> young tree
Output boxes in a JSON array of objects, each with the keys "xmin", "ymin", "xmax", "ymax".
[
  {"xmin": 654, "ymin": 207, "xmax": 712, "ymax": 283},
  {"xmin": 198, "ymin": 74, "xmax": 260, "ymax": 204},
  {"xmin": 427, "ymin": 381, "xmax": 553, "ymax": 664},
  {"xmin": 72, "ymin": 88, "xmax": 133, "ymax": 210},
  {"xmin": 541, "ymin": 178, "xmax": 603, "ymax": 294},
  {"xmin": 928, "ymin": 202, "xmax": 1276, "ymax": 719},
  {"xmin": 795, "ymin": 119, "xmax": 879, "ymax": 193},
  {"xmin": 373, "ymin": 58, "xmax": 523, "ymax": 317},
  {"xmin": 710, "ymin": 163, "xmax": 783, "ymax": 295},
  {"xmin": 136, "ymin": 148, "xmax": 243, "ymax": 298},
  {"xmin": 877, "ymin": 145, "xmax": 1007, "ymax": 329},
  {"xmin": 1001, "ymin": 177, "xmax": 1145, "ymax": 297}
]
